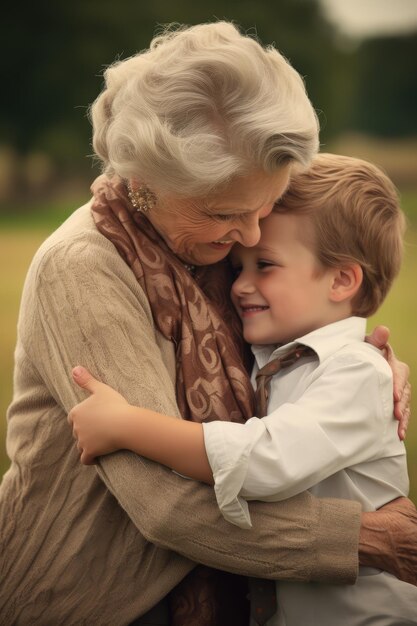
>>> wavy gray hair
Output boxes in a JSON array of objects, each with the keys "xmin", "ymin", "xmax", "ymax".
[{"xmin": 90, "ymin": 21, "xmax": 319, "ymax": 197}]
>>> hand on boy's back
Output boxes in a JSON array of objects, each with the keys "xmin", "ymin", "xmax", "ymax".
[
  {"xmin": 362, "ymin": 497, "xmax": 417, "ymax": 586},
  {"xmin": 366, "ymin": 325, "xmax": 411, "ymax": 440}
]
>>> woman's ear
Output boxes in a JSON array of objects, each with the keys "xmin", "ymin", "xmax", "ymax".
[{"xmin": 329, "ymin": 263, "xmax": 363, "ymax": 303}]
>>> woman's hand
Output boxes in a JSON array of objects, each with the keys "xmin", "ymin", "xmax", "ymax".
[
  {"xmin": 68, "ymin": 366, "xmax": 131, "ymax": 464},
  {"xmin": 359, "ymin": 497, "xmax": 417, "ymax": 585},
  {"xmin": 366, "ymin": 326, "xmax": 411, "ymax": 440}
]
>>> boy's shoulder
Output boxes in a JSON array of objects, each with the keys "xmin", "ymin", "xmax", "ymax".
[
  {"xmin": 326, "ymin": 339, "xmax": 392, "ymax": 382},
  {"xmin": 300, "ymin": 318, "xmax": 392, "ymax": 383}
]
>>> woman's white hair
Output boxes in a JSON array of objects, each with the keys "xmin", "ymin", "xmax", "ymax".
[{"xmin": 90, "ymin": 21, "xmax": 319, "ymax": 197}]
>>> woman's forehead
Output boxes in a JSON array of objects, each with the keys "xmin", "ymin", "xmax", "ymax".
[{"xmin": 205, "ymin": 166, "xmax": 292, "ymax": 211}]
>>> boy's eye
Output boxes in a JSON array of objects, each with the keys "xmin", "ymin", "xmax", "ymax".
[{"xmin": 257, "ymin": 260, "xmax": 274, "ymax": 270}]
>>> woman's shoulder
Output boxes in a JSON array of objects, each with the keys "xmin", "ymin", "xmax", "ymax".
[
  {"xmin": 19, "ymin": 200, "xmax": 148, "ymax": 319},
  {"xmin": 34, "ymin": 202, "xmax": 108, "ymax": 262},
  {"xmin": 29, "ymin": 201, "xmax": 126, "ymax": 279}
]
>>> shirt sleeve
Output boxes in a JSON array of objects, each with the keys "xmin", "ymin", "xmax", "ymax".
[
  {"xmin": 203, "ymin": 353, "xmax": 395, "ymax": 529},
  {"xmin": 21, "ymin": 232, "xmax": 362, "ymax": 582}
]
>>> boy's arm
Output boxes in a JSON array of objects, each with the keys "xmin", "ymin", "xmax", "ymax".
[
  {"xmin": 69, "ymin": 366, "xmax": 213, "ymax": 483},
  {"xmin": 68, "ymin": 364, "xmax": 417, "ymax": 586},
  {"xmin": 69, "ymin": 352, "xmax": 400, "ymax": 508},
  {"xmin": 203, "ymin": 351, "xmax": 407, "ymax": 527}
]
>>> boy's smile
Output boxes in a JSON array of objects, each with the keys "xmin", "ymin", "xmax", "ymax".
[{"xmin": 230, "ymin": 212, "xmax": 341, "ymax": 346}]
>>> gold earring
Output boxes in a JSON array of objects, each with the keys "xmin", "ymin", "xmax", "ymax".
[{"xmin": 127, "ymin": 182, "xmax": 156, "ymax": 212}]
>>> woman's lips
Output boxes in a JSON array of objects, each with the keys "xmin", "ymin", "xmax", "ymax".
[{"xmin": 209, "ymin": 240, "xmax": 234, "ymax": 249}]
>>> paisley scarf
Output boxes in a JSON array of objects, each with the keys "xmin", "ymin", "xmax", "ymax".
[
  {"xmin": 90, "ymin": 175, "xmax": 255, "ymax": 424},
  {"xmin": 90, "ymin": 175, "xmax": 253, "ymax": 625}
]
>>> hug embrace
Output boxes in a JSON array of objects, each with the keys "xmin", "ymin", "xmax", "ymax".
[{"xmin": 1, "ymin": 21, "xmax": 416, "ymax": 626}]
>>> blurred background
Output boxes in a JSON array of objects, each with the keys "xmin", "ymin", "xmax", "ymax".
[{"xmin": 1, "ymin": 0, "xmax": 416, "ymax": 502}]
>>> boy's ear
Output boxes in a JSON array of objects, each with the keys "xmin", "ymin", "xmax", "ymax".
[{"xmin": 329, "ymin": 264, "xmax": 363, "ymax": 303}]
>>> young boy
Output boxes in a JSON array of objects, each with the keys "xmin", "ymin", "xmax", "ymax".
[{"xmin": 69, "ymin": 154, "xmax": 417, "ymax": 624}]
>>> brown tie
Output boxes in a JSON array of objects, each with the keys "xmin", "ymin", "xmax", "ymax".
[
  {"xmin": 249, "ymin": 344, "xmax": 315, "ymax": 626},
  {"xmin": 255, "ymin": 345, "xmax": 315, "ymax": 418}
]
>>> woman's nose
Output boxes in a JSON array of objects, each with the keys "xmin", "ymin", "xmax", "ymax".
[
  {"xmin": 231, "ymin": 213, "xmax": 262, "ymax": 247},
  {"xmin": 236, "ymin": 204, "xmax": 274, "ymax": 246}
]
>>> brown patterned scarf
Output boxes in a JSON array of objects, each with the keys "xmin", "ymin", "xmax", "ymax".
[{"xmin": 90, "ymin": 175, "xmax": 253, "ymax": 624}]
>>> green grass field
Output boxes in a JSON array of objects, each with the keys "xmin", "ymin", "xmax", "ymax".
[{"xmin": 1, "ymin": 200, "xmax": 416, "ymax": 504}]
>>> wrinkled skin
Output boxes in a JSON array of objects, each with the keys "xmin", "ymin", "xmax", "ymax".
[{"xmin": 360, "ymin": 497, "xmax": 417, "ymax": 585}]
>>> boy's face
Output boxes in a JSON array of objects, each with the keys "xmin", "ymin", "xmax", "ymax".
[{"xmin": 230, "ymin": 212, "xmax": 337, "ymax": 345}]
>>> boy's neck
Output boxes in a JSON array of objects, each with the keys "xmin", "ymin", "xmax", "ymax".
[{"xmin": 279, "ymin": 311, "xmax": 358, "ymax": 347}]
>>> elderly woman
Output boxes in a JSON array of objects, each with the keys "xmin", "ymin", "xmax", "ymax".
[{"xmin": 0, "ymin": 22, "xmax": 415, "ymax": 626}]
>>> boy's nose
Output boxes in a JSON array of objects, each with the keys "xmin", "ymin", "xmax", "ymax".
[{"xmin": 231, "ymin": 271, "xmax": 255, "ymax": 296}]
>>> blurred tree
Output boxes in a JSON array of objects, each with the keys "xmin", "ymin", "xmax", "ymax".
[
  {"xmin": 1, "ymin": 1, "xmax": 335, "ymax": 170},
  {"xmin": 1, "ymin": 0, "xmax": 416, "ymax": 202},
  {"xmin": 349, "ymin": 34, "xmax": 417, "ymax": 137}
]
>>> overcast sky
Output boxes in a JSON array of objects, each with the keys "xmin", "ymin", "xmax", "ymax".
[{"xmin": 319, "ymin": 0, "xmax": 417, "ymax": 38}]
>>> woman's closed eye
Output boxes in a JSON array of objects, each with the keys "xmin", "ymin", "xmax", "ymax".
[{"xmin": 213, "ymin": 213, "xmax": 238, "ymax": 222}]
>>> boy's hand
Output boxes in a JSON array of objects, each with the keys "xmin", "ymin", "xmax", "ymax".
[
  {"xmin": 68, "ymin": 366, "xmax": 130, "ymax": 465},
  {"xmin": 366, "ymin": 325, "xmax": 411, "ymax": 440}
]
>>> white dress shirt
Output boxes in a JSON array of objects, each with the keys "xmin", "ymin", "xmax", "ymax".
[{"xmin": 203, "ymin": 317, "xmax": 417, "ymax": 625}]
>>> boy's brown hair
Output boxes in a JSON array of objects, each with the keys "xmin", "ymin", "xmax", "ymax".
[{"xmin": 274, "ymin": 153, "xmax": 406, "ymax": 317}]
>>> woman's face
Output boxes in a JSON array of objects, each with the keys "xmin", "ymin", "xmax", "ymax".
[{"xmin": 142, "ymin": 166, "xmax": 292, "ymax": 266}]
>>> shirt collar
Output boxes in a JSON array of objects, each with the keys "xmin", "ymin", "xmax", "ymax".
[{"xmin": 252, "ymin": 317, "xmax": 367, "ymax": 368}]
